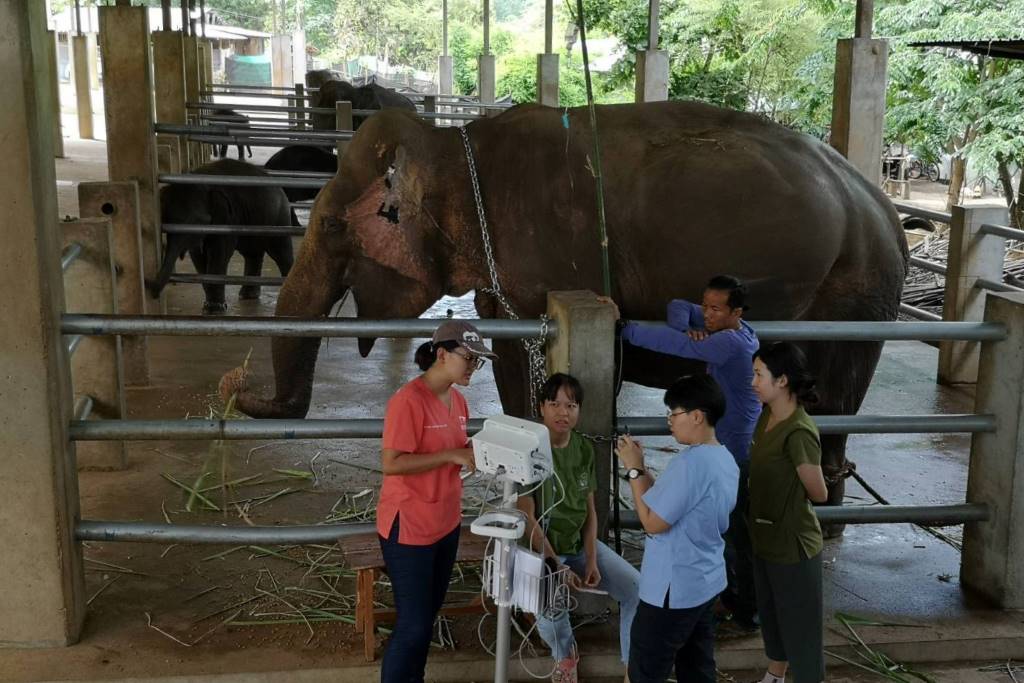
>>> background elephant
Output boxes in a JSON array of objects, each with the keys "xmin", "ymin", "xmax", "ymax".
[
  {"xmin": 209, "ymin": 108, "xmax": 252, "ymax": 160},
  {"xmin": 229, "ymin": 102, "xmax": 909, "ymax": 508},
  {"xmin": 310, "ymin": 79, "xmax": 416, "ymax": 132},
  {"xmin": 264, "ymin": 145, "xmax": 338, "ymax": 202},
  {"xmin": 149, "ymin": 159, "xmax": 295, "ymax": 313},
  {"xmin": 305, "ymin": 68, "xmax": 344, "ymax": 91}
]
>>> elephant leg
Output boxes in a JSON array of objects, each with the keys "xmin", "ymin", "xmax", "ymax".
[
  {"xmin": 217, "ymin": 143, "xmax": 227, "ymax": 158},
  {"xmin": 490, "ymin": 337, "xmax": 531, "ymax": 418},
  {"xmin": 266, "ymin": 238, "xmax": 294, "ymax": 278},
  {"xmin": 200, "ymin": 239, "xmax": 232, "ymax": 314},
  {"xmin": 236, "ymin": 144, "xmax": 245, "ymax": 161},
  {"xmin": 239, "ymin": 251, "xmax": 264, "ymax": 300},
  {"xmin": 147, "ymin": 233, "xmax": 188, "ymax": 299}
]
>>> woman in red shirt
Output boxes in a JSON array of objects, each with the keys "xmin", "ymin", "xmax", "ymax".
[{"xmin": 377, "ymin": 320, "xmax": 496, "ymax": 682}]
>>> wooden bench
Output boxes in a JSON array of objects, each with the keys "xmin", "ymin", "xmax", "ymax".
[{"xmin": 340, "ymin": 524, "xmax": 491, "ymax": 661}]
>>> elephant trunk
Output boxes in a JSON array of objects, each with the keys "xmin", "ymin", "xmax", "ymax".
[{"xmin": 232, "ymin": 238, "xmax": 345, "ymax": 419}]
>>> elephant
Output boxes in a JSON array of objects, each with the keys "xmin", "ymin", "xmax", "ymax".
[
  {"xmin": 228, "ymin": 101, "xmax": 909, "ymax": 509},
  {"xmin": 310, "ymin": 79, "xmax": 417, "ymax": 132},
  {"xmin": 264, "ymin": 145, "xmax": 338, "ymax": 203},
  {"xmin": 209, "ymin": 108, "xmax": 252, "ymax": 160},
  {"xmin": 305, "ymin": 69, "xmax": 345, "ymax": 91},
  {"xmin": 149, "ymin": 159, "xmax": 295, "ymax": 313}
]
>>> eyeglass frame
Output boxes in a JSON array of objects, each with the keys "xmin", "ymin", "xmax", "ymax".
[
  {"xmin": 450, "ymin": 348, "xmax": 486, "ymax": 370},
  {"xmin": 666, "ymin": 408, "xmax": 694, "ymax": 422}
]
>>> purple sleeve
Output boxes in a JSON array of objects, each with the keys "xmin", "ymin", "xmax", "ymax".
[
  {"xmin": 666, "ymin": 299, "xmax": 704, "ymax": 331},
  {"xmin": 622, "ymin": 323, "xmax": 739, "ymax": 364}
]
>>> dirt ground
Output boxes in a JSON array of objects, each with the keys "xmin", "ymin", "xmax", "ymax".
[{"xmin": 14, "ymin": 130, "xmax": 1021, "ymax": 682}]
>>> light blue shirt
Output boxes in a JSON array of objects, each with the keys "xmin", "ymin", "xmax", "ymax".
[{"xmin": 639, "ymin": 444, "xmax": 739, "ymax": 609}]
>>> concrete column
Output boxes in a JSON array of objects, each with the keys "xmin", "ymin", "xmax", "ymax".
[
  {"xmin": 544, "ymin": 0, "xmax": 554, "ymax": 54},
  {"xmin": 62, "ymin": 219, "xmax": 128, "ymax": 471},
  {"xmin": 336, "ymin": 101, "xmax": 353, "ymax": 158},
  {"xmin": 152, "ymin": 30, "xmax": 190, "ymax": 169},
  {"xmin": 72, "ymin": 35, "xmax": 94, "ymax": 139},
  {"xmin": 962, "ymin": 291, "xmax": 1024, "ymax": 608},
  {"xmin": 438, "ymin": 55, "xmax": 453, "ymax": 95},
  {"xmin": 423, "ymin": 94, "xmax": 437, "ymax": 127},
  {"xmin": 291, "ymin": 30, "xmax": 306, "ymax": 86},
  {"xmin": 537, "ymin": 53, "xmax": 559, "ymax": 106},
  {"xmin": 182, "ymin": 34, "xmax": 203, "ymax": 166},
  {"xmin": 86, "ymin": 32, "xmax": 99, "ymax": 90},
  {"xmin": 635, "ymin": 50, "xmax": 669, "ymax": 102},
  {"xmin": 546, "ymin": 291, "xmax": 616, "ymax": 530},
  {"xmin": 938, "ymin": 204, "xmax": 1011, "ymax": 385},
  {"xmin": 99, "ymin": 5, "xmax": 162, "ymax": 297},
  {"xmin": 47, "ymin": 30, "xmax": 64, "ymax": 158},
  {"xmin": 478, "ymin": 55, "xmax": 496, "ymax": 104},
  {"xmin": 272, "ymin": 34, "xmax": 294, "ymax": 88},
  {"xmin": 0, "ymin": 0, "xmax": 85, "ymax": 646},
  {"xmin": 829, "ymin": 38, "xmax": 888, "ymax": 186},
  {"xmin": 79, "ymin": 181, "xmax": 152, "ymax": 385}
]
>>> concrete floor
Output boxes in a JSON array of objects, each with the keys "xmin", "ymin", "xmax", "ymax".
[{"xmin": 16, "ymin": 132, "xmax": 1022, "ymax": 681}]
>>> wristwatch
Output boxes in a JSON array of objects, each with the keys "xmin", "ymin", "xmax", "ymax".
[{"xmin": 623, "ymin": 467, "xmax": 645, "ymax": 481}]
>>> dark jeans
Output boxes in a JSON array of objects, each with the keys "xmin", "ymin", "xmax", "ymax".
[
  {"xmin": 722, "ymin": 461, "xmax": 757, "ymax": 623},
  {"xmin": 753, "ymin": 551, "xmax": 825, "ymax": 683},
  {"xmin": 378, "ymin": 516, "xmax": 460, "ymax": 683},
  {"xmin": 627, "ymin": 595, "xmax": 717, "ymax": 683}
]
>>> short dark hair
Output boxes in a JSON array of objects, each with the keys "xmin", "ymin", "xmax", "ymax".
[
  {"xmin": 704, "ymin": 274, "xmax": 747, "ymax": 310},
  {"xmin": 663, "ymin": 374, "xmax": 726, "ymax": 426},
  {"xmin": 753, "ymin": 342, "xmax": 819, "ymax": 405},
  {"xmin": 537, "ymin": 373, "xmax": 584, "ymax": 409},
  {"xmin": 414, "ymin": 340, "xmax": 460, "ymax": 371}
]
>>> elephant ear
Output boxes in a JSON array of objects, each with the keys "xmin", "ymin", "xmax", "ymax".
[{"xmin": 342, "ymin": 144, "xmax": 435, "ymax": 290}]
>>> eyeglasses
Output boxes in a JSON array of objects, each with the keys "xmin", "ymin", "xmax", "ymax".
[
  {"xmin": 451, "ymin": 349, "xmax": 486, "ymax": 370},
  {"xmin": 666, "ymin": 409, "xmax": 691, "ymax": 422}
]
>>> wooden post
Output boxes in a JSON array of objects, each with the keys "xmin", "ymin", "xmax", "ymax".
[
  {"xmin": 47, "ymin": 30, "xmax": 64, "ymax": 158},
  {"xmin": 152, "ymin": 29, "xmax": 190, "ymax": 169},
  {"xmin": 336, "ymin": 101, "xmax": 353, "ymax": 158}
]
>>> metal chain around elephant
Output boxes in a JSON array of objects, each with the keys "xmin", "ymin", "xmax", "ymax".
[{"xmin": 458, "ymin": 126, "xmax": 549, "ymax": 414}]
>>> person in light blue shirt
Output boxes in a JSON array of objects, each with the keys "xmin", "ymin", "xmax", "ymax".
[
  {"xmin": 615, "ymin": 374, "xmax": 739, "ymax": 683},
  {"xmin": 602, "ymin": 274, "xmax": 761, "ymax": 632}
]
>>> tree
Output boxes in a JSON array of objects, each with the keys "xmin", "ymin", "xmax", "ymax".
[{"xmin": 496, "ymin": 52, "xmax": 589, "ymax": 105}]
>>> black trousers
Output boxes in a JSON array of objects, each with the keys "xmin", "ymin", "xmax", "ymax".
[
  {"xmin": 378, "ymin": 516, "xmax": 460, "ymax": 683},
  {"xmin": 722, "ymin": 461, "xmax": 757, "ymax": 622},
  {"xmin": 753, "ymin": 551, "xmax": 825, "ymax": 683},
  {"xmin": 627, "ymin": 595, "xmax": 717, "ymax": 683}
]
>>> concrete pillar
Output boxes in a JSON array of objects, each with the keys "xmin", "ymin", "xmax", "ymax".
[
  {"xmin": 537, "ymin": 54, "xmax": 559, "ymax": 106},
  {"xmin": 478, "ymin": 55, "xmax": 496, "ymax": 104},
  {"xmin": 86, "ymin": 32, "xmax": 99, "ymax": 90},
  {"xmin": 98, "ymin": 5, "xmax": 162, "ymax": 299},
  {"xmin": 182, "ymin": 34, "xmax": 203, "ymax": 166},
  {"xmin": 962, "ymin": 291, "xmax": 1024, "ymax": 608},
  {"xmin": 482, "ymin": 0, "xmax": 491, "ymax": 55},
  {"xmin": 336, "ymin": 101, "xmax": 353, "ymax": 158},
  {"xmin": 61, "ymin": 219, "xmax": 128, "ymax": 471},
  {"xmin": 47, "ymin": 30, "xmax": 64, "ymax": 158},
  {"xmin": 635, "ymin": 50, "xmax": 670, "ymax": 102},
  {"xmin": 291, "ymin": 30, "xmax": 306, "ymax": 86},
  {"xmin": 438, "ymin": 55, "xmax": 453, "ymax": 95},
  {"xmin": 829, "ymin": 38, "xmax": 888, "ymax": 186},
  {"xmin": 152, "ymin": 30, "xmax": 190, "ymax": 170},
  {"xmin": 546, "ymin": 291, "xmax": 616, "ymax": 530},
  {"xmin": 72, "ymin": 34, "xmax": 94, "ymax": 139},
  {"xmin": 202, "ymin": 38, "xmax": 214, "ymax": 89},
  {"xmin": 938, "ymin": 204, "xmax": 1011, "ymax": 385},
  {"xmin": 423, "ymin": 95, "xmax": 437, "ymax": 127},
  {"xmin": 0, "ymin": 0, "xmax": 85, "ymax": 646},
  {"xmin": 272, "ymin": 34, "xmax": 294, "ymax": 88},
  {"xmin": 79, "ymin": 181, "xmax": 152, "ymax": 385}
]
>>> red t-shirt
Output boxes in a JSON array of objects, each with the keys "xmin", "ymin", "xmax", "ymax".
[{"xmin": 376, "ymin": 377, "xmax": 468, "ymax": 545}]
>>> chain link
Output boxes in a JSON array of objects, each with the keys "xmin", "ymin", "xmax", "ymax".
[{"xmin": 458, "ymin": 127, "xmax": 549, "ymax": 414}]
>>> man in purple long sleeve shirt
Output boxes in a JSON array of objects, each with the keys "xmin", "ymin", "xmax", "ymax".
[{"xmin": 609, "ymin": 275, "xmax": 761, "ymax": 633}]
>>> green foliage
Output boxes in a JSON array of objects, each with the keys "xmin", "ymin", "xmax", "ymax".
[{"xmin": 496, "ymin": 53, "xmax": 589, "ymax": 106}]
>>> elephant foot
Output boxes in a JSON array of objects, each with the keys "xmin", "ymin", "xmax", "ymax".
[
  {"xmin": 203, "ymin": 301, "xmax": 228, "ymax": 314},
  {"xmin": 238, "ymin": 286, "xmax": 262, "ymax": 300}
]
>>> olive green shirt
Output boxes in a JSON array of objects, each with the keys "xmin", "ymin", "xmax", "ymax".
[
  {"xmin": 525, "ymin": 431, "xmax": 597, "ymax": 556},
  {"xmin": 747, "ymin": 405, "xmax": 824, "ymax": 564}
]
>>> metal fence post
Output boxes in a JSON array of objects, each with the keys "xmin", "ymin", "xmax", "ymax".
[
  {"xmin": 61, "ymin": 218, "xmax": 128, "ymax": 471},
  {"xmin": 78, "ymin": 181, "xmax": 152, "ymax": 385},
  {"xmin": 336, "ymin": 101, "xmax": 353, "ymax": 158},
  {"xmin": 938, "ymin": 203, "xmax": 1011, "ymax": 384},
  {"xmin": 545, "ymin": 291, "xmax": 616, "ymax": 531},
  {"xmin": 962, "ymin": 291, "xmax": 1024, "ymax": 607}
]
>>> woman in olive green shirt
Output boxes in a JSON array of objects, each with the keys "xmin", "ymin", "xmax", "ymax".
[{"xmin": 748, "ymin": 343, "xmax": 828, "ymax": 683}]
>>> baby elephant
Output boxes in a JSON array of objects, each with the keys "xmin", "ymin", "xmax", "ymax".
[
  {"xmin": 148, "ymin": 159, "xmax": 296, "ymax": 313},
  {"xmin": 209, "ymin": 108, "xmax": 252, "ymax": 160}
]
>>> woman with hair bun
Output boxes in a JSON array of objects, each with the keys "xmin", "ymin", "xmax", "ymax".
[
  {"xmin": 376, "ymin": 320, "xmax": 496, "ymax": 683},
  {"xmin": 748, "ymin": 342, "xmax": 828, "ymax": 683}
]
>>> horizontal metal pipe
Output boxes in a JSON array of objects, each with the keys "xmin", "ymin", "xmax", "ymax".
[
  {"xmin": 73, "ymin": 395, "xmax": 94, "ymax": 422},
  {"xmin": 61, "ymin": 314, "xmax": 557, "ymax": 340},
  {"xmin": 892, "ymin": 201, "xmax": 952, "ymax": 224},
  {"xmin": 616, "ymin": 413, "xmax": 996, "ymax": 437},
  {"xmin": 187, "ymin": 136, "xmax": 335, "ymax": 150},
  {"xmin": 976, "ymin": 277, "xmax": 1024, "ymax": 294},
  {"xmin": 159, "ymin": 173, "xmax": 326, "ymax": 189},
  {"xmin": 76, "ymin": 519, "xmax": 379, "ymax": 544},
  {"xmin": 619, "ymin": 503, "xmax": 988, "ymax": 529},
  {"xmin": 187, "ymin": 102, "xmax": 483, "ymax": 121},
  {"xmin": 743, "ymin": 320, "xmax": 1004, "ymax": 341},
  {"xmin": 263, "ymin": 169, "xmax": 335, "ymax": 179},
  {"xmin": 156, "ymin": 123, "xmax": 354, "ymax": 140},
  {"xmin": 202, "ymin": 90, "xmax": 314, "ymax": 101},
  {"xmin": 980, "ymin": 222, "xmax": 1024, "ymax": 241},
  {"xmin": 909, "ymin": 256, "xmax": 948, "ymax": 276},
  {"xmin": 899, "ymin": 302, "xmax": 942, "ymax": 322},
  {"xmin": 69, "ymin": 413, "xmax": 994, "ymax": 442},
  {"xmin": 66, "ymin": 334, "xmax": 83, "ymax": 356},
  {"xmin": 163, "ymin": 224, "xmax": 305, "ymax": 237},
  {"xmin": 61, "ymin": 242, "xmax": 83, "ymax": 273},
  {"xmin": 168, "ymin": 274, "xmax": 285, "ymax": 286}
]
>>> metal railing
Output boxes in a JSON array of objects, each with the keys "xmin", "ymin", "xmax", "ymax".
[
  {"xmin": 893, "ymin": 201, "xmax": 952, "ymax": 224},
  {"xmin": 163, "ymin": 224, "xmax": 305, "ymax": 237},
  {"xmin": 167, "ymin": 274, "xmax": 285, "ymax": 287},
  {"xmin": 65, "ymin": 334, "xmax": 83, "ymax": 356},
  {"xmin": 61, "ymin": 243, "xmax": 82, "ymax": 273},
  {"xmin": 156, "ymin": 123, "xmax": 354, "ymax": 141},
  {"xmin": 158, "ymin": 173, "xmax": 327, "ymax": 189},
  {"xmin": 186, "ymin": 102, "xmax": 484, "ymax": 121}
]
